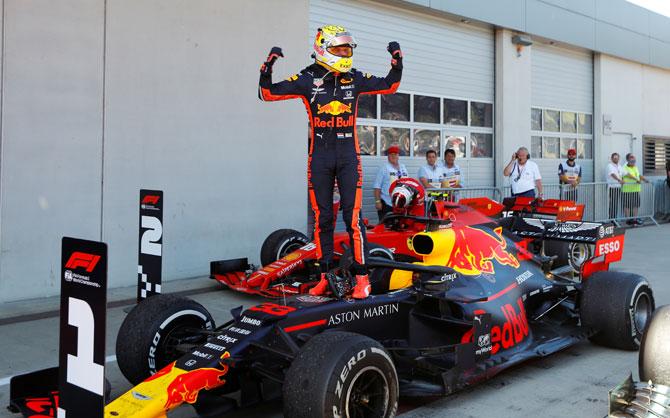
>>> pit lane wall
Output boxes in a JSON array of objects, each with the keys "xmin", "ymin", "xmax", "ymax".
[{"xmin": 0, "ymin": 0, "xmax": 310, "ymax": 303}]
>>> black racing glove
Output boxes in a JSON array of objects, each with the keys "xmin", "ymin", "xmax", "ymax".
[
  {"xmin": 387, "ymin": 41, "xmax": 403, "ymax": 70},
  {"xmin": 260, "ymin": 46, "xmax": 284, "ymax": 75}
]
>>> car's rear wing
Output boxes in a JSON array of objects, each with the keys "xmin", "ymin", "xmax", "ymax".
[{"xmin": 505, "ymin": 216, "xmax": 621, "ymax": 244}]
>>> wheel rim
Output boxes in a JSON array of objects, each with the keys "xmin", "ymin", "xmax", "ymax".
[
  {"xmin": 633, "ymin": 292, "xmax": 652, "ymax": 334},
  {"xmin": 370, "ymin": 248, "xmax": 393, "ymax": 260},
  {"xmin": 345, "ymin": 366, "xmax": 389, "ymax": 418},
  {"xmin": 277, "ymin": 240, "xmax": 306, "ymax": 260},
  {"xmin": 569, "ymin": 243, "xmax": 590, "ymax": 271},
  {"xmin": 156, "ymin": 318, "xmax": 208, "ymax": 371}
]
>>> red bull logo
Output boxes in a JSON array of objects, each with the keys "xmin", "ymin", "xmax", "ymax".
[
  {"xmin": 164, "ymin": 352, "xmax": 231, "ymax": 409},
  {"xmin": 317, "ymin": 100, "xmax": 352, "ymax": 116},
  {"xmin": 461, "ymin": 297, "xmax": 529, "ymax": 355},
  {"xmin": 313, "ymin": 115, "xmax": 354, "ymax": 128},
  {"xmin": 448, "ymin": 226, "xmax": 520, "ymax": 275}
]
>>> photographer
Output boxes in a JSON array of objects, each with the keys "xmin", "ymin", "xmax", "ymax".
[{"xmin": 503, "ymin": 147, "xmax": 543, "ymax": 198}]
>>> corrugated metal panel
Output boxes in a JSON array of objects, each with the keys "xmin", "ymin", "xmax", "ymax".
[
  {"xmin": 309, "ymin": 0, "xmax": 495, "ymax": 101},
  {"xmin": 531, "ymin": 43, "xmax": 593, "ymax": 112}
]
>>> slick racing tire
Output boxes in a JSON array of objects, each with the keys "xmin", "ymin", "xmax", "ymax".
[
  {"xmin": 260, "ymin": 228, "xmax": 310, "ymax": 266},
  {"xmin": 283, "ymin": 332, "xmax": 398, "ymax": 418},
  {"xmin": 339, "ymin": 243, "xmax": 395, "ymax": 271},
  {"xmin": 639, "ymin": 304, "xmax": 670, "ymax": 385},
  {"xmin": 581, "ymin": 272, "xmax": 654, "ymax": 350},
  {"xmin": 116, "ymin": 294, "xmax": 215, "ymax": 384}
]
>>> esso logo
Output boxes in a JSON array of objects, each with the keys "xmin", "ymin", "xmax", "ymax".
[{"xmin": 598, "ymin": 240, "xmax": 620, "ymax": 255}]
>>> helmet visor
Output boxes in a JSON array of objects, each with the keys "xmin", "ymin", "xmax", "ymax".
[{"xmin": 327, "ymin": 45, "xmax": 353, "ymax": 57}]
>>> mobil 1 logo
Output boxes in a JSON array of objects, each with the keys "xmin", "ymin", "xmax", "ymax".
[
  {"xmin": 60, "ymin": 237, "xmax": 108, "ymax": 417},
  {"xmin": 138, "ymin": 189, "xmax": 163, "ymax": 302}
]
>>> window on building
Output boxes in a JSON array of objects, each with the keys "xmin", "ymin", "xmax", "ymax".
[
  {"xmin": 643, "ymin": 137, "xmax": 670, "ymax": 176},
  {"xmin": 471, "ymin": 133, "xmax": 493, "ymax": 157},
  {"xmin": 414, "ymin": 95, "xmax": 440, "ymax": 124},
  {"xmin": 445, "ymin": 135, "xmax": 466, "ymax": 158},
  {"xmin": 578, "ymin": 113, "xmax": 592, "ymax": 134},
  {"xmin": 561, "ymin": 111, "xmax": 577, "ymax": 133},
  {"xmin": 444, "ymin": 98, "xmax": 467, "ymax": 125},
  {"xmin": 531, "ymin": 108, "xmax": 542, "ymax": 131},
  {"xmin": 531, "ymin": 136, "xmax": 542, "ymax": 158},
  {"xmin": 358, "ymin": 95, "xmax": 377, "ymax": 119},
  {"xmin": 532, "ymin": 107, "xmax": 592, "ymax": 160},
  {"xmin": 470, "ymin": 102, "xmax": 493, "ymax": 127},
  {"xmin": 414, "ymin": 129, "xmax": 440, "ymax": 155},
  {"xmin": 357, "ymin": 125, "xmax": 376, "ymax": 156},
  {"xmin": 543, "ymin": 137, "xmax": 560, "ymax": 159},
  {"xmin": 381, "ymin": 127, "xmax": 410, "ymax": 155},
  {"xmin": 357, "ymin": 91, "xmax": 493, "ymax": 157},
  {"xmin": 381, "ymin": 92, "xmax": 410, "ymax": 121}
]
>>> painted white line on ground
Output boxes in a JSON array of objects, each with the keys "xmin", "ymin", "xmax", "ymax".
[{"xmin": 0, "ymin": 354, "xmax": 117, "ymax": 387}]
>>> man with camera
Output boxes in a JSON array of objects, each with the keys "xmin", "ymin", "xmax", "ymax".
[{"xmin": 503, "ymin": 147, "xmax": 543, "ymax": 198}]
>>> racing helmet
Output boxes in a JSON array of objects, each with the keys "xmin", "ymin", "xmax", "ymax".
[
  {"xmin": 390, "ymin": 178, "xmax": 425, "ymax": 210},
  {"xmin": 313, "ymin": 25, "xmax": 357, "ymax": 73}
]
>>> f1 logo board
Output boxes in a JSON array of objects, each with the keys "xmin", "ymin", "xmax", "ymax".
[
  {"xmin": 138, "ymin": 189, "xmax": 163, "ymax": 302},
  {"xmin": 60, "ymin": 237, "xmax": 107, "ymax": 417}
]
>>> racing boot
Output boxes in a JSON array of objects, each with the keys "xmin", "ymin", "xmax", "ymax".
[
  {"xmin": 309, "ymin": 273, "xmax": 329, "ymax": 296},
  {"xmin": 352, "ymin": 274, "xmax": 371, "ymax": 299}
]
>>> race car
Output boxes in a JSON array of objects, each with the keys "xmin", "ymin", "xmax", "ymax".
[
  {"xmin": 89, "ymin": 201, "xmax": 653, "ymax": 418},
  {"xmin": 211, "ymin": 178, "xmax": 597, "ymax": 297}
]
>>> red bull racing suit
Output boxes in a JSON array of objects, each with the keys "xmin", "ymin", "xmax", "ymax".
[{"xmin": 259, "ymin": 63, "xmax": 402, "ymax": 272}]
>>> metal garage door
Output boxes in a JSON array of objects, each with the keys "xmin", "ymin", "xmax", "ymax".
[
  {"xmin": 309, "ymin": 0, "xmax": 495, "ymax": 225},
  {"xmin": 531, "ymin": 43, "xmax": 594, "ymax": 182}
]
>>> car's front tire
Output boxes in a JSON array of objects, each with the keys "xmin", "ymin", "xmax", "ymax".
[
  {"xmin": 116, "ymin": 294, "xmax": 215, "ymax": 384},
  {"xmin": 283, "ymin": 332, "xmax": 398, "ymax": 418},
  {"xmin": 260, "ymin": 228, "xmax": 310, "ymax": 266},
  {"xmin": 581, "ymin": 272, "xmax": 654, "ymax": 350}
]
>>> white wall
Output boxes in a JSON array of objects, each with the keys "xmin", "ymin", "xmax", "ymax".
[
  {"xmin": 0, "ymin": 0, "xmax": 309, "ymax": 303},
  {"xmin": 595, "ymin": 54, "xmax": 670, "ymax": 181}
]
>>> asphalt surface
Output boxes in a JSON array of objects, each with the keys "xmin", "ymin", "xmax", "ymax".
[{"xmin": 0, "ymin": 223, "xmax": 668, "ymax": 418}]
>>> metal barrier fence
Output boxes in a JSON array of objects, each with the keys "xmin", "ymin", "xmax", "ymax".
[
  {"xmin": 325, "ymin": 181, "xmax": 663, "ymax": 233},
  {"xmin": 654, "ymin": 179, "xmax": 670, "ymax": 221}
]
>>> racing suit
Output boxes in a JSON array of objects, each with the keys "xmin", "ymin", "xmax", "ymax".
[{"xmin": 259, "ymin": 62, "xmax": 402, "ymax": 273}]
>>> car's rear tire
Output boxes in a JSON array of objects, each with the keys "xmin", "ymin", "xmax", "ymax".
[
  {"xmin": 639, "ymin": 304, "xmax": 670, "ymax": 385},
  {"xmin": 283, "ymin": 332, "xmax": 398, "ymax": 418},
  {"xmin": 116, "ymin": 294, "xmax": 215, "ymax": 384},
  {"xmin": 260, "ymin": 229, "xmax": 310, "ymax": 266},
  {"xmin": 581, "ymin": 272, "xmax": 654, "ymax": 350},
  {"xmin": 339, "ymin": 242, "xmax": 394, "ymax": 271}
]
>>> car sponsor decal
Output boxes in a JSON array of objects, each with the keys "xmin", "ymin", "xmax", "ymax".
[{"xmin": 448, "ymin": 226, "xmax": 520, "ymax": 275}]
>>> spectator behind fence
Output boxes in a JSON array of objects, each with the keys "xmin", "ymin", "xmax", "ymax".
[
  {"xmin": 503, "ymin": 147, "xmax": 543, "ymax": 198},
  {"xmin": 558, "ymin": 148, "xmax": 581, "ymax": 201},
  {"xmin": 440, "ymin": 149, "xmax": 464, "ymax": 189},
  {"xmin": 373, "ymin": 145, "xmax": 408, "ymax": 222},
  {"xmin": 440, "ymin": 148, "xmax": 464, "ymax": 201},
  {"xmin": 606, "ymin": 152, "xmax": 624, "ymax": 219},
  {"xmin": 417, "ymin": 149, "xmax": 447, "ymax": 189},
  {"xmin": 622, "ymin": 153, "xmax": 649, "ymax": 226}
]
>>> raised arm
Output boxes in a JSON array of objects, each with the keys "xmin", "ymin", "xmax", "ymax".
[
  {"xmin": 258, "ymin": 47, "xmax": 305, "ymax": 101},
  {"xmin": 357, "ymin": 42, "xmax": 403, "ymax": 95}
]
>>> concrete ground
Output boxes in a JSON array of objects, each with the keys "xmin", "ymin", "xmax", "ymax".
[{"xmin": 0, "ymin": 224, "xmax": 668, "ymax": 418}]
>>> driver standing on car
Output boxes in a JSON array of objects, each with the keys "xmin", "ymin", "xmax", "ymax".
[{"xmin": 259, "ymin": 25, "xmax": 403, "ymax": 299}]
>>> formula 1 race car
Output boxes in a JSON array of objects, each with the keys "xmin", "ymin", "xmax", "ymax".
[
  {"xmin": 92, "ymin": 193, "xmax": 654, "ymax": 418},
  {"xmin": 211, "ymin": 178, "xmax": 598, "ymax": 297}
]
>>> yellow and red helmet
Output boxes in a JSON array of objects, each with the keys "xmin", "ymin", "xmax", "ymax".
[{"xmin": 313, "ymin": 25, "xmax": 357, "ymax": 73}]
